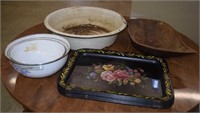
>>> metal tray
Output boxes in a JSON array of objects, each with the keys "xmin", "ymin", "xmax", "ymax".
[{"xmin": 57, "ymin": 49, "xmax": 174, "ymax": 108}]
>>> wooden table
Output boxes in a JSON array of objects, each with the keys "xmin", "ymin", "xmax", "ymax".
[{"xmin": 1, "ymin": 23, "xmax": 199, "ymax": 112}]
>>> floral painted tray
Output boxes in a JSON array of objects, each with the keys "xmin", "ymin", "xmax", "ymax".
[{"xmin": 57, "ymin": 49, "xmax": 174, "ymax": 108}]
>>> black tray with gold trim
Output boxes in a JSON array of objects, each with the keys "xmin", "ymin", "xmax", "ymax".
[{"xmin": 57, "ymin": 49, "xmax": 174, "ymax": 108}]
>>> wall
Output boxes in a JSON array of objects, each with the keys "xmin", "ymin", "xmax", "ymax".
[{"xmin": 131, "ymin": 1, "xmax": 199, "ymax": 45}]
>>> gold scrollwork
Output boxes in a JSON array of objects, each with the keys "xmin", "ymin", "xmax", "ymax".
[{"xmin": 59, "ymin": 49, "xmax": 173, "ymax": 101}]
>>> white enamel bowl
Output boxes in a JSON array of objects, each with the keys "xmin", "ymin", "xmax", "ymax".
[
  {"xmin": 44, "ymin": 6, "xmax": 127, "ymax": 50},
  {"xmin": 5, "ymin": 34, "xmax": 70, "ymax": 78}
]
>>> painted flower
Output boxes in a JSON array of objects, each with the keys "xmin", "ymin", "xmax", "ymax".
[
  {"xmin": 100, "ymin": 71, "xmax": 116, "ymax": 82},
  {"xmin": 134, "ymin": 72, "xmax": 141, "ymax": 77},
  {"xmin": 133, "ymin": 69, "xmax": 138, "ymax": 73},
  {"xmin": 140, "ymin": 68, "xmax": 144, "ymax": 73},
  {"xmin": 130, "ymin": 81, "xmax": 135, "ymax": 86},
  {"xmin": 134, "ymin": 78, "xmax": 141, "ymax": 83},
  {"xmin": 90, "ymin": 72, "xmax": 97, "ymax": 76},
  {"xmin": 102, "ymin": 64, "xmax": 115, "ymax": 71},
  {"xmin": 95, "ymin": 65, "xmax": 102, "ymax": 70},
  {"xmin": 123, "ymin": 79, "xmax": 129, "ymax": 85},
  {"xmin": 87, "ymin": 63, "xmax": 146, "ymax": 87},
  {"xmin": 87, "ymin": 72, "xmax": 97, "ymax": 79},
  {"xmin": 113, "ymin": 70, "xmax": 130, "ymax": 79},
  {"xmin": 128, "ymin": 68, "xmax": 133, "ymax": 72}
]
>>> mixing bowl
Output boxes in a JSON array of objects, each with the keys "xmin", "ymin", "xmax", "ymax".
[
  {"xmin": 4, "ymin": 34, "xmax": 70, "ymax": 78},
  {"xmin": 44, "ymin": 6, "xmax": 127, "ymax": 50}
]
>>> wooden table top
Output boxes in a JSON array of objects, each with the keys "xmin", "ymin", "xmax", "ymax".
[{"xmin": 1, "ymin": 23, "xmax": 199, "ymax": 112}]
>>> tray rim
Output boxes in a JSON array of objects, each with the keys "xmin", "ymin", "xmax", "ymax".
[{"xmin": 58, "ymin": 49, "xmax": 174, "ymax": 103}]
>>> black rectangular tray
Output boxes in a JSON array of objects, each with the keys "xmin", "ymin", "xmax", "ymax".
[{"xmin": 57, "ymin": 49, "xmax": 174, "ymax": 108}]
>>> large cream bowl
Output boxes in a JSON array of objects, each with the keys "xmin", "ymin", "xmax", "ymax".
[
  {"xmin": 44, "ymin": 6, "xmax": 127, "ymax": 50},
  {"xmin": 4, "ymin": 34, "xmax": 70, "ymax": 78}
]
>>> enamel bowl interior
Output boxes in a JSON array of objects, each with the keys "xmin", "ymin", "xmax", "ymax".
[
  {"xmin": 44, "ymin": 6, "xmax": 127, "ymax": 38},
  {"xmin": 6, "ymin": 36, "xmax": 68, "ymax": 65},
  {"xmin": 5, "ymin": 34, "xmax": 70, "ymax": 78}
]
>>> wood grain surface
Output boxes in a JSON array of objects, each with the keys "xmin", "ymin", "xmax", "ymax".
[
  {"xmin": 1, "ymin": 23, "xmax": 199, "ymax": 112},
  {"xmin": 127, "ymin": 19, "xmax": 197, "ymax": 57}
]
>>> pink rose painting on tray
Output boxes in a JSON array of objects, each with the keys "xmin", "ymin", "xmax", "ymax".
[{"xmin": 86, "ymin": 63, "xmax": 147, "ymax": 87}]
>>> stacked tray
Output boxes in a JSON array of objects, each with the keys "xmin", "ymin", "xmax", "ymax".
[{"xmin": 57, "ymin": 49, "xmax": 174, "ymax": 108}]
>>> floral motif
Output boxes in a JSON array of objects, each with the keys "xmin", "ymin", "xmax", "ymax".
[
  {"xmin": 13, "ymin": 64, "xmax": 31, "ymax": 76},
  {"xmin": 102, "ymin": 64, "xmax": 115, "ymax": 71},
  {"xmin": 100, "ymin": 71, "xmax": 116, "ymax": 82},
  {"xmin": 87, "ymin": 63, "xmax": 146, "ymax": 87},
  {"xmin": 113, "ymin": 70, "xmax": 130, "ymax": 80}
]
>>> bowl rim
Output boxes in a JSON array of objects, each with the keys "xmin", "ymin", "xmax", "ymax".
[
  {"xmin": 44, "ymin": 6, "xmax": 127, "ymax": 39},
  {"xmin": 5, "ymin": 34, "xmax": 70, "ymax": 66}
]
